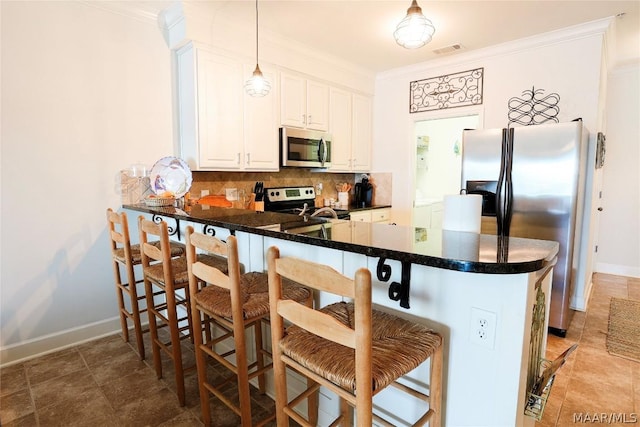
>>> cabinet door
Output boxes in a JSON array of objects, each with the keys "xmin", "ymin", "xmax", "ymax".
[
  {"xmin": 351, "ymin": 94, "xmax": 372, "ymax": 171},
  {"xmin": 413, "ymin": 205, "xmax": 432, "ymax": 228},
  {"xmin": 244, "ymin": 64, "xmax": 279, "ymax": 170},
  {"xmin": 349, "ymin": 211, "xmax": 371, "ymax": 222},
  {"xmin": 197, "ymin": 51, "xmax": 244, "ymax": 169},
  {"xmin": 306, "ymin": 79, "xmax": 329, "ymax": 131},
  {"xmin": 430, "ymin": 202, "xmax": 444, "ymax": 228},
  {"xmin": 280, "ymin": 73, "xmax": 306, "ymax": 128},
  {"xmin": 328, "ymin": 87, "xmax": 352, "ymax": 172},
  {"xmin": 371, "ymin": 208, "xmax": 391, "ymax": 224}
]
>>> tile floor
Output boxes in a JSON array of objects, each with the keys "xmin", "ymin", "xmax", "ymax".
[
  {"xmin": 0, "ymin": 327, "xmax": 277, "ymax": 427},
  {"xmin": 537, "ymin": 273, "xmax": 640, "ymax": 426},
  {"xmin": 1, "ymin": 273, "xmax": 638, "ymax": 426}
]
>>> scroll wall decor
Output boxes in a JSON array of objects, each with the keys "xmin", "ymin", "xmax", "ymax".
[
  {"xmin": 508, "ymin": 86, "xmax": 560, "ymax": 126},
  {"xmin": 410, "ymin": 67, "xmax": 483, "ymax": 113}
]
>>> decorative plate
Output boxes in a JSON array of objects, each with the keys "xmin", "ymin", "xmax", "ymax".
[{"xmin": 149, "ymin": 156, "xmax": 192, "ymax": 198}]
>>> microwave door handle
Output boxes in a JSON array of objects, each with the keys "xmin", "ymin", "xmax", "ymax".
[{"xmin": 320, "ymin": 138, "xmax": 327, "ymax": 166}]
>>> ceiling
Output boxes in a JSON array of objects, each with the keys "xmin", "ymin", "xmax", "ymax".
[
  {"xmin": 184, "ymin": 0, "xmax": 639, "ymax": 73},
  {"xmin": 119, "ymin": 1, "xmax": 639, "ymax": 73}
]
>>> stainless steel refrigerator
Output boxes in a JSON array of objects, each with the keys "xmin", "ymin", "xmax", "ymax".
[{"xmin": 461, "ymin": 120, "xmax": 590, "ymax": 336}]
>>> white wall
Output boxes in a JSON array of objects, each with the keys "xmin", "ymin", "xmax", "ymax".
[
  {"xmin": 597, "ymin": 63, "xmax": 640, "ymax": 277},
  {"xmin": 1, "ymin": 1, "xmax": 174, "ymax": 363},
  {"xmin": 373, "ymin": 20, "xmax": 640, "ymax": 279},
  {"xmin": 373, "ymin": 22, "xmax": 608, "ymax": 227}
]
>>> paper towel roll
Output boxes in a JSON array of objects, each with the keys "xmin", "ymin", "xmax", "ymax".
[
  {"xmin": 442, "ymin": 194, "xmax": 483, "ymax": 233},
  {"xmin": 442, "ymin": 230, "xmax": 480, "ymax": 262}
]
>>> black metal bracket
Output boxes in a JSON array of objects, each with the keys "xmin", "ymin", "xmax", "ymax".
[
  {"xmin": 152, "ymin": 214, "xmax": 180, "ymax": 240},
  {"xmin": 202, "ymin": 225, "xmax": 235, "ymax": 241},
  {"xmin": 376, "ymin": 257, "xmax": 412, "ymax": 309},
  {"xmin": 202, "ymin": 224, "xmax": 216, "ymax": 237}
]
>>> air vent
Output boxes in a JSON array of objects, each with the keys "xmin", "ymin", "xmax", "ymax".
[{"xmin": 433, "ymin": 43, "xmax": 463, "ymax": 55}]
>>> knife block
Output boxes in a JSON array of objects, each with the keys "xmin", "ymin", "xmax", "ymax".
[{"xmin": 249, "ymin": 193, "xmax": 264, "ymax": 212}]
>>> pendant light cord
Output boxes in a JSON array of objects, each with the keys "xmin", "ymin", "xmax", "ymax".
[{"xmin": 254, "ymin": 0, "xmax": 259, "ymax": 66}]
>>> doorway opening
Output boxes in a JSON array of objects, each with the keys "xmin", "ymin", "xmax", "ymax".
[{"xmin": 413, "ymin": 113, "xmax": 480, "ymax": 228}]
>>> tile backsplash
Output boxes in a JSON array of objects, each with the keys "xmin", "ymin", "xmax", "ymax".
[
  {"xmin": 120, "ymin": 168, "xmax": 392, "ymax": 208},
  {"xmin": 189, "ymin": 169, "xmax": 392, "ymax": 208}
]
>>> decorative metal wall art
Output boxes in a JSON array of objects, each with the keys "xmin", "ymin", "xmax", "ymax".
[
  {"xmin": 508, "ymin": 86, "xmax": 560, "ymax": 126},
  {"xmin": 410, "ymin": 68, "xmax": 483, "ymax": 113}
]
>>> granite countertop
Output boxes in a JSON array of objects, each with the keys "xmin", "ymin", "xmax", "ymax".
[
  {"xmin": 346, "ymin": 204, "xmax": 392, "ymax": 212},
  {"xmin": 123, "ymin": 203, "xmax": 558, "ymax": 275}
]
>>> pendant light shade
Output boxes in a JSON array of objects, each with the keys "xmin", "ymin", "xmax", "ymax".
[
  {"xmin": 394, "ymin": 0, "xmax": 435, "ymax": 49},
  {"xmin": 245, "ymin": 0, "xmax": 270, "ymax": 97},
  {"xmin": 245, "ymin": 64, "xmax": 271, "ymax": 97}
]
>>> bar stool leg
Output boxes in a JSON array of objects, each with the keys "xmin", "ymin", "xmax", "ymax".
[{"xmin": 124, "ymin": 260, "xmax": 145, "ymax": 360}]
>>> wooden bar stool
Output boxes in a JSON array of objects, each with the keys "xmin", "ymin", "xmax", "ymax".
[
  {"xmin": 138, "ymin": 216, "xmax": 229, "ymax": 406},
  {"xmin": 267, "ymin": 246, "xmax": 444, "ymax": 427},
  {"xmin": 185, "ymin": 226, "xmax": 312, "ymax": 427},
  {"xmin": 106, "ymin": 208, "xmax": 184, "ymax": 360}
]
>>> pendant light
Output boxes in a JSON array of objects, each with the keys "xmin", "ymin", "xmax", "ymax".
[
  {"xmin": 245, "ymin": 0, "xmax": 271, "ymax": 97},
  {"xmin": 394, "ymin": 0, "xmax": 435, "ymax": 49}
]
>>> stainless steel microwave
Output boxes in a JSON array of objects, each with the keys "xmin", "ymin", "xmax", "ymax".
[{"xmin": 280, "ymin": 127, "xmax": 332, "ymax": 168}]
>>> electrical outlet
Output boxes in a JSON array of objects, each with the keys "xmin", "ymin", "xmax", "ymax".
[{"xmin": 470, "ymin": 307, "xmax": 497, "ymax": 349}]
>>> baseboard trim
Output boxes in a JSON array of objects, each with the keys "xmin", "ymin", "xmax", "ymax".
[
  {"xmin": 595, "ymin": 263, "xmax": 640, "ymax": 279},
  {"xmin": 571, "ymin": 278, "xmax": 594, "ymax": 312},
  {"xmin": 0, "ymin": 317, "xmax": 122, "ymax": 367}
]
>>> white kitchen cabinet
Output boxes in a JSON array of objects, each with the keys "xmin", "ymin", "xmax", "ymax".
[
  {"xmin": 349, "ymin": 208, "xmax": 391, "ymax": 224},
  {"xmin": 243, "ymin": 64, "xmax": 280, "ymax": 170},
  {"xmin": 329, "ymin": 88, "xmax": 372, "ymax": 172},
  {"xmin": 175, "ymin": 42, "xmax": 279, "ymax": 171},
  {"xmin": 349, "ymin": 210, "xmax": 371, "ymax": 222},
  {"xmin": 350, "ymin": 94, "xmax": 372, "ymax": 171},
  {"xmin": 413, "ymin": 202, "xmax": 443, "ymax": 228},
  {"xmin": 370, "ymin": 208, "xmax": 391, "ymax": 224},
  {"xmin": 280, "ymin": 72, "xmax": 329, "ymax": 131}
]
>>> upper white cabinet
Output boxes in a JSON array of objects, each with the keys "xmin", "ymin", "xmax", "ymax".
[
  {"xmin": 175, "ymin": 42, "xmax": 279, "ymax": 171},
  {"xmin": 243, "ymin": 64, "xmax": 279, "ymax": 170},
  {"xmin": 329, "ymin": 88, "xmax": 372, "ymax": 172},
  {"xmin": 328, "ymin": 87, "xmax": 352, "ymax": 171},
  {"xmin": 280, "ymin": 73, "xmax": 329, "ymax": 131}
]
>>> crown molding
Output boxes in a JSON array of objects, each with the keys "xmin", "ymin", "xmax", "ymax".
[
  {"xmin": 78, "ymin": 1, "xmax": 170, "ymax": 26},
  {"xmin": 377, "ymin": 17, "xmax": 614, "ymax": 81}
]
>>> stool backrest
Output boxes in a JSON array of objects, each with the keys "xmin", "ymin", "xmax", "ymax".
[
  {"xmin": 184, "ymin": 226, "xmax": 243, "ymax": 321},
  {"xmin": 138, "ymin": 217, "xmax": 174, "ymax": 285},
  {"xmin": 107, "ymin": 208, "xmax": 132, "ymax": 261},
  {"xmin": 266, "ymin": 244, "xmax": 372, "ymax": 352}
]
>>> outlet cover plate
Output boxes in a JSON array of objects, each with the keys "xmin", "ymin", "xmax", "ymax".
[{"xmin": 470, "ymin": 307, "xmax": 497, "ymax": 349}]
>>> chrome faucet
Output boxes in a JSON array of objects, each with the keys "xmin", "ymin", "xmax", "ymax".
[
  {"xmin": 310, "ymin": 207, "xmax": 338, "ymax": 219},
  {"xmin": 297, "ymin": 202, "xmax": 309, "ymax": 216}
]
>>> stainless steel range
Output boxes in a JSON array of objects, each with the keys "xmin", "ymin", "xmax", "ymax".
[{"xmin": 263, "ymin": 186, "xmax": 350, "ymax": 219}]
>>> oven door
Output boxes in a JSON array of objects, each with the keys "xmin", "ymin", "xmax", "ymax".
[{"xmin": 280, "ymin": 127, "xmax": 332, "ymax": 168}]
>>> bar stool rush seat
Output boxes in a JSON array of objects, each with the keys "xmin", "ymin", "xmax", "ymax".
[
  {"xmin": 185, "ymin": 226, "xmax": 312, "ymax": 426},
  {"xmin": 106, "ymin": 208, "xmax": 184, "ymax": 359},
  {"xmin": 267, "ymin": 246, "xmax": 444, "ymax": 427}
]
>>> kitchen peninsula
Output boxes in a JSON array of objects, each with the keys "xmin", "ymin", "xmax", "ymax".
[{"xmin": 124, "ymin": 203, "xmax": 559, "ymax": 427}]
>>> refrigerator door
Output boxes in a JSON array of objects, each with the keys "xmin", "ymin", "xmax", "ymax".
[{"xmin": 462, "ymin": 121, "xmax": 588, "ymax": 335}]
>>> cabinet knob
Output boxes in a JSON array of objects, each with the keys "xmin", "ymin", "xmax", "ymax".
[
  {"xmin": 236, "ymin": 153, "xmax": 241, "ymax": 165},
  {"xmin": 597, "ymin": 207, "xmax": 603, "ymax": 211},
  {"xmin": 246, "ymin": 153, "xmax": 251, "ymax": 165}
]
